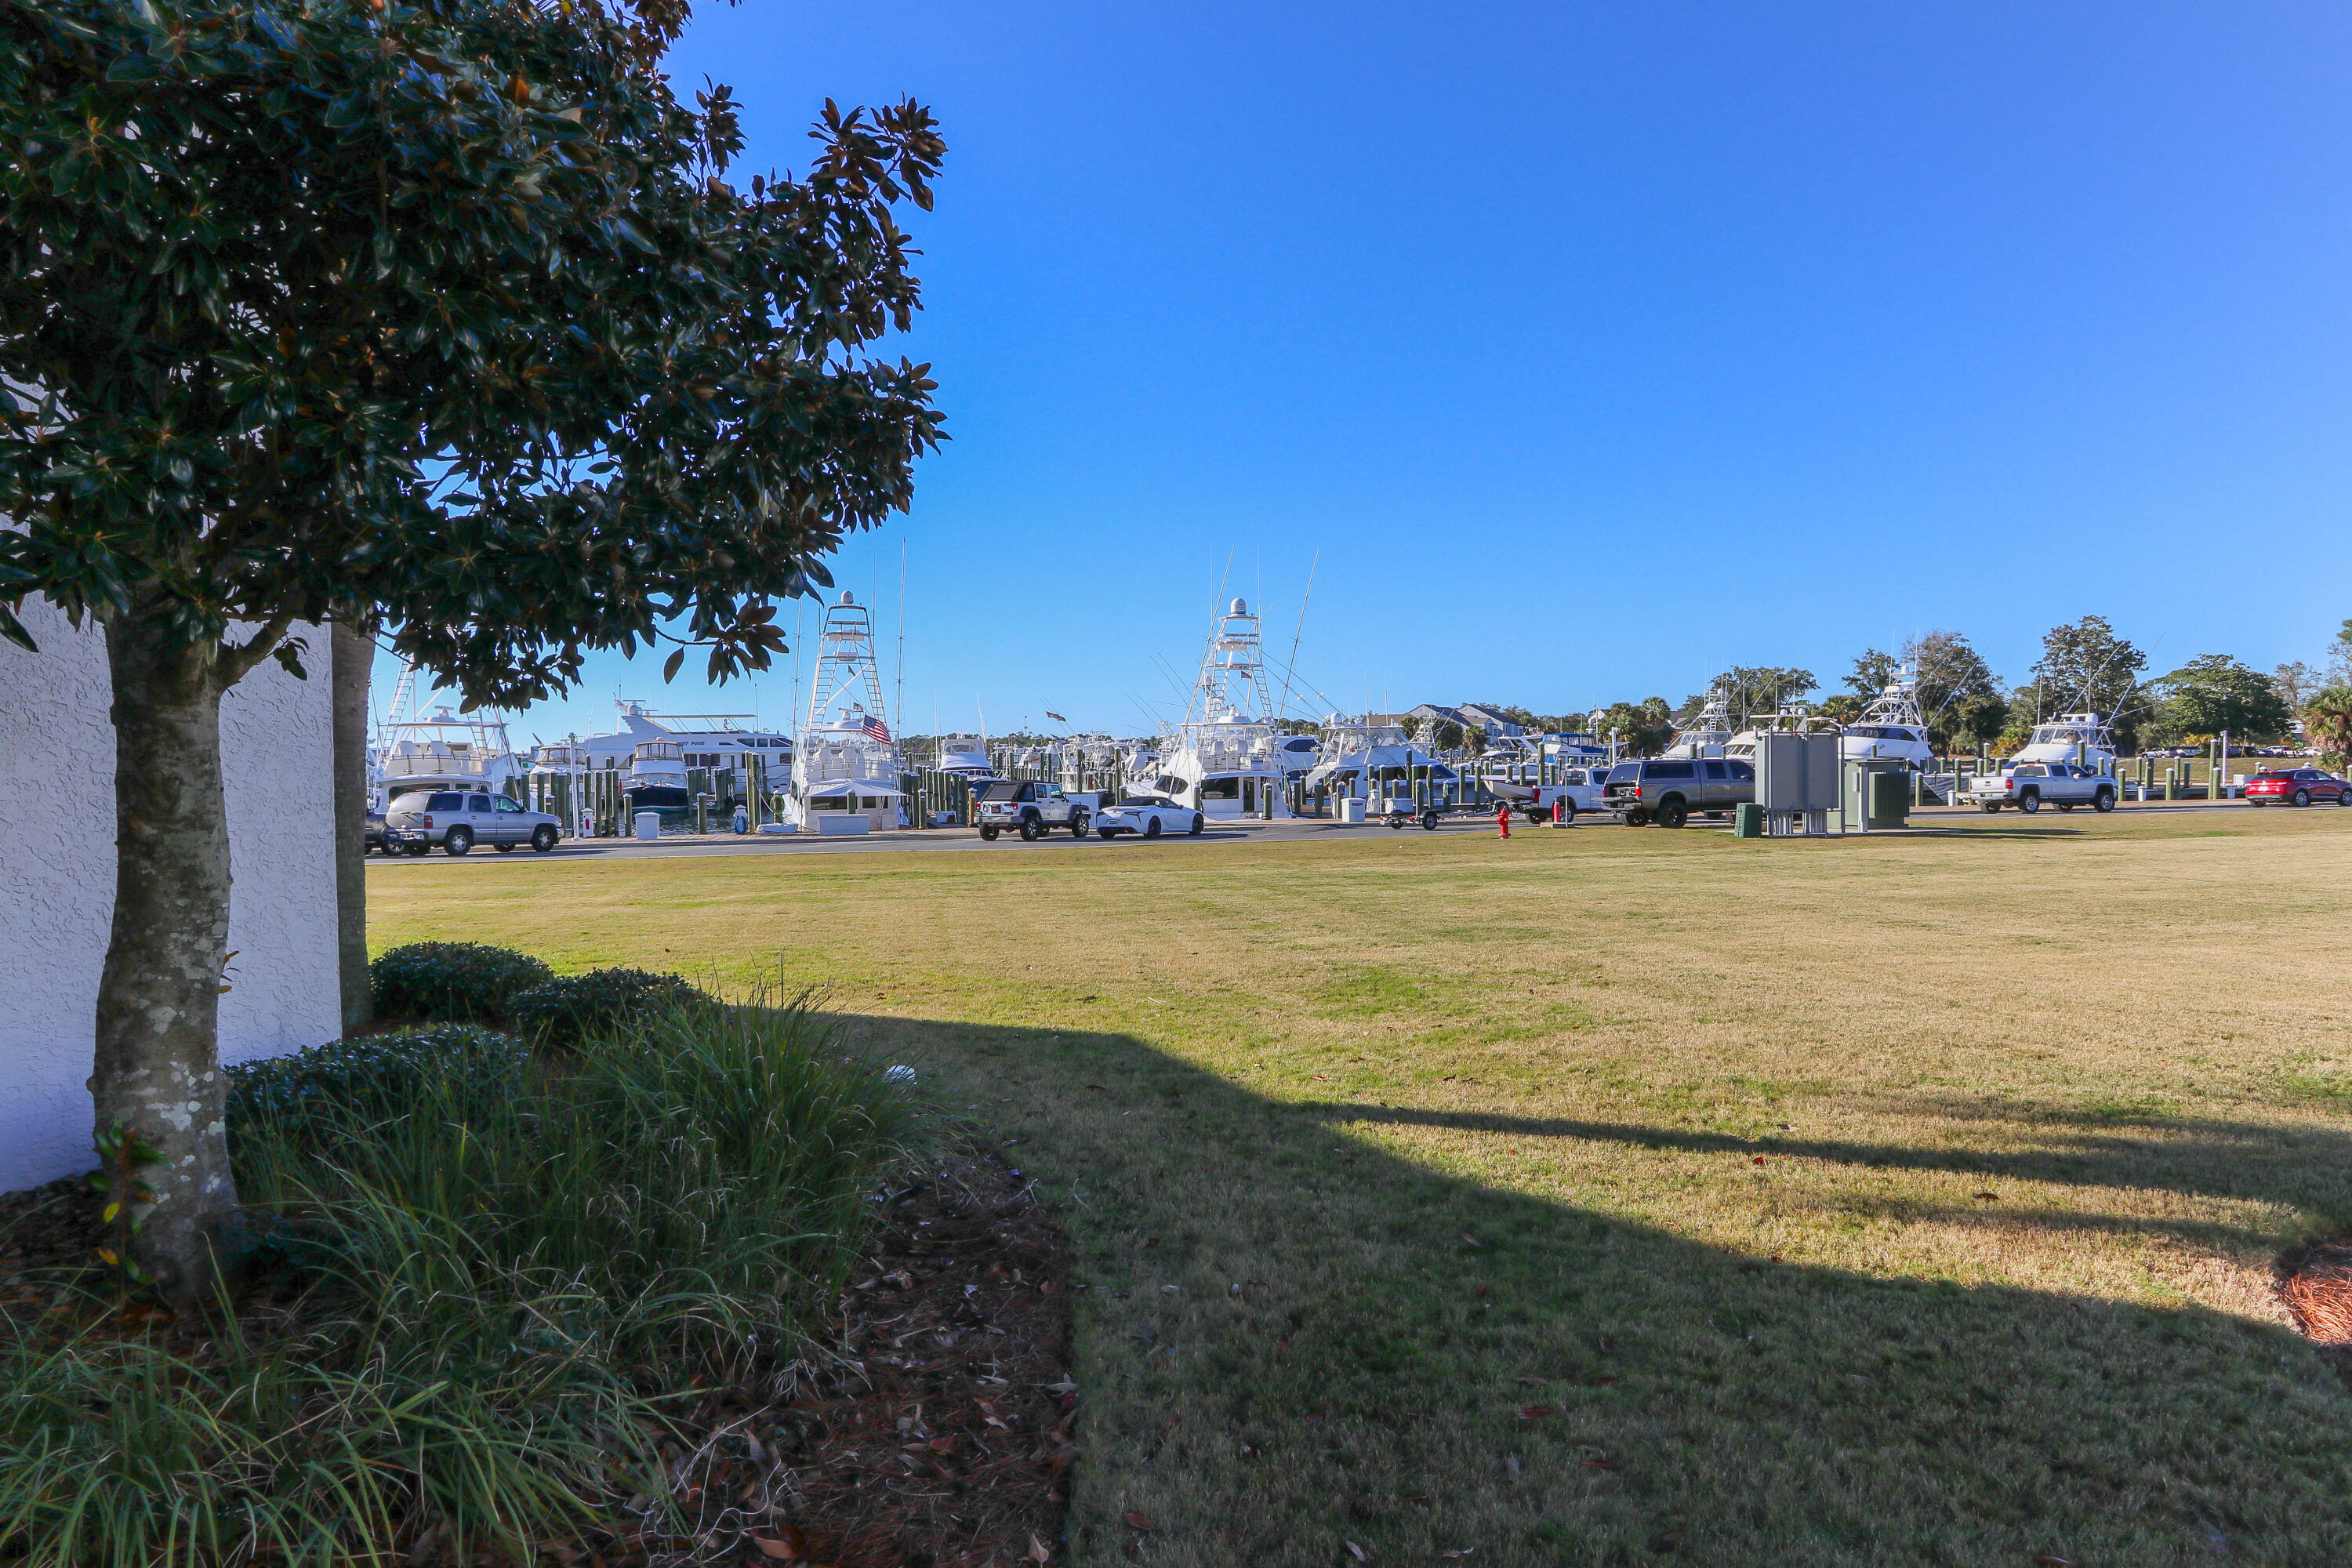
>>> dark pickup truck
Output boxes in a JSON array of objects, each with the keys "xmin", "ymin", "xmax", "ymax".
[{"xmin": 1600, "ymin": 757, "xmax": 1754, "ymax": 828}]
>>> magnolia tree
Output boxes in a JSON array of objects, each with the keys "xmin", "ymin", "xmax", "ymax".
[{"xmin": 0, "ymin": 0, "xmax": 943, "ymax": 1292}]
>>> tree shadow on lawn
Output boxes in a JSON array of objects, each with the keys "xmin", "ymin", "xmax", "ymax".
[
  {"xmin": 869, "ymin": 1014, "xmax": 2352, "ymax": 1568},
  {"xmin": 1296, "ymin": 1102, "xmax": 2352, "ymax": 1236}
]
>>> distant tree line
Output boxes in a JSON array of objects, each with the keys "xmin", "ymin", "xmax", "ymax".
[{"xmin": 1454, "ymin": 615, "xmax": 2352, "ymax": 760}]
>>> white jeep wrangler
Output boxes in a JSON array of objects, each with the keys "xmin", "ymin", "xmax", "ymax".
[{"xmin": 975, "ymin": 780, "xmax": 1089, "ymax": 841}]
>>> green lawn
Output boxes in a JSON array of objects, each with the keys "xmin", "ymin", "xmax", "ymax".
[{"xmin": 371, "ymin": 808, "xmax": 2352, "ymax": 1566}]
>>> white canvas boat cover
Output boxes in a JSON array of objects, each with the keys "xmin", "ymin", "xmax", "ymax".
[{"xmin": 1305, "ymin": 744, "xmax": 1456, "ymax": 789}]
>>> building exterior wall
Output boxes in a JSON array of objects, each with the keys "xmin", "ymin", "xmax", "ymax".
[{"xmin": 0, "ymin": 598, "xmax": 340, "ymax": 1191}]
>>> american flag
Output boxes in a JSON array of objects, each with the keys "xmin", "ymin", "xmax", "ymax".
[{"xmin": 858, "ymin": 713, "xmax": 892, "ymax": 743}]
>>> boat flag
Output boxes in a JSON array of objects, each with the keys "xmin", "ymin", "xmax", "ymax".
[
  {"xmin": 1046, "ymin": 711, "xmax": 1068, "ymax": 724},
  {"xmin": 858, "ymin": 712, "xmax": 893, "ymax": 743}
]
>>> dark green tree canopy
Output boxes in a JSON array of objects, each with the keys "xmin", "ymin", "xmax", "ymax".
[
  {"xmin": 2027, "ymin": 615, "xmax": 2146, "ymax": 724},
  {"xmin": 1, "ymin": 0, "xmax": 944, "ymax": 705},
  {"xmin": 1592, "ymin": 697, "xmax": 1674, "ymax": 756},
  {"xmin": 2147, "ymin": 655, "xmax": 2292, "ymax": 744}
]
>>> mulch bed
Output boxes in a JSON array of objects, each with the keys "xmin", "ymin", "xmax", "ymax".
[
  {"xmin": 2278, "ymin": 1236, "xmax": 2352, "ymax": 1374},
  {"xmin": 0, "ymin": 1145, "xmax": 1076, "ymax": 1568}
]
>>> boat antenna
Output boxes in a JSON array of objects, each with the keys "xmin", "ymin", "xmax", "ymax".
[
  {"xmin": 790, "ymin": 596, "xmax": 804, "ymax": 743},
  {"xmin": 895, "ymin": 541, "xmax": 906, "ymax": 743},
  {"xmin": 1274, "ymin": 550, "xmax": 1317, "ymax": 724},
  {"xmin": 1192, "ymin": 550, "xmax": 1234, "ymax": 726}
]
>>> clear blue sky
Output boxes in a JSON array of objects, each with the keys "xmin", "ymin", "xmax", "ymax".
[{"xmin": 387, "ymin": 1, "xmax": 2352, "ymax": 742}]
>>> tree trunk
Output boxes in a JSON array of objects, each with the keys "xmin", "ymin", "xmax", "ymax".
[
  {"xmin": 331, "ymin": 621, "xmax": 372, "ymax": 1034},
  {"xmin": 91, "ymin": 605, "xmax": 236, "ymax": 1298}
]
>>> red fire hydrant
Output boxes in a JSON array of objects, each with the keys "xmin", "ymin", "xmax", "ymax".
[
  {"xmin": 1552, "ymin": 793, "xmax": 1566, "ymax": 826},
  {"xmin": 1496, "ymin": 801, "xmax": 1511, "ymax": 838}
]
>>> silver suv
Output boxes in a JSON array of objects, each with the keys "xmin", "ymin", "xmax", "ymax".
[
  {"xmin": 383, "ymin": 790, "xmax": 561, "ymax": 855},
  {"xmin": 1600, "ymin": 757, "xmax": 1754, "ymax": 827}
]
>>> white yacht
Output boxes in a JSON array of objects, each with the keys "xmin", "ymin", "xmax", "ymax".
[
  {"xmin": 1842, "ymin": 664, "xmax": 1936, "ymax": 768},
  {"xmin": 929, "ymin": 735, "xmax": 1001, "ymax": 789},
  {"xmin": 1127, "ymin": 597, "xmax": 1301, "ymax": 818},
  {"xmin": 787, "ymin": 592, "xmax": 907, "ymax": 831},
  {"xmin": 1724, "ymin": 706, "xmax": 1842, "ymax": 763},
  {"xmin": 371, "ymin": 662, "xmax": 526, "ymax": 808},
  {"xmin": 2010, "ymin": 713, "xmax": 2116, "ymax": 771},
  {"xmin": 528, "ymin": 700, "xmax": 791, "ymax": 817}
]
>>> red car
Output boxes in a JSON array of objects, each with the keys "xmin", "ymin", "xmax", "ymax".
[{"xmin": 2244, "ymin": 768, "xmax": 2352, "ymax": 808}]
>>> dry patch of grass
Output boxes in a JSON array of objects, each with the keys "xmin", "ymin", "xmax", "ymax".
[{"xmin": 372, "ymin": 808, "xmax": 2352, "ymax": 1565}]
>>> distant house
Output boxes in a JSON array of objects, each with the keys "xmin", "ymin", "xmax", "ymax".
[
  {"xmin": 1457, "ymin": 705, "xmax": 1528, "ymax": 738},
  {"xmin": 1408, "ymin": 702, "xmax": 1526, "ymax": 739},
  {"xmin": 0, "ymin": 597, "xmax": 346, "ymax": 1191}
]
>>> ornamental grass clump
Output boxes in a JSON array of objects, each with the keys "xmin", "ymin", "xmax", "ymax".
[
  {"xmin": 368, "ymin": 942, "xmax": 553, "ymax": 1025},
  {"xmin": 0, "ymin": 988, "xmax": 925, "ymax": 1568}
]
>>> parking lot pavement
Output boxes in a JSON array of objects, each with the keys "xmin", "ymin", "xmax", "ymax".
[
  {"xmin": 365, "ymin": 809, "xmax": 1583, "ymax": 864},
  {"xmin": 368, "ymin": 796, "xmax": 2279, "ymax": 867}
]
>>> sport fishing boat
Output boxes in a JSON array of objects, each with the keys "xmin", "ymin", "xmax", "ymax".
[
  {"xmin": 2009, "ymin": 713, "xmax": 2117, "ymax": 771},
  {"xmin": 1663, "ymin": 687, "xmax": 1735, "ymax": 758},
  {"xmin": 1841, "ymin": 664, "xmax": 1935, "ymax": 768},
  {"xmin": 1127, "ymin": 597, "xmax": 1302, "ymax": 818},
  {"xmin": 786, "ymin": 592, "xmax": 907, "ymax": 831},
  {"xmin": 931, "ymin": 735, "xmax": 999, "ymax": 786}
]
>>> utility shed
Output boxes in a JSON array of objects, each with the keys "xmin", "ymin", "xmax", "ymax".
[{"xmin": 0, "ymin": 597, "xmax": 343, "ymax": 1190}]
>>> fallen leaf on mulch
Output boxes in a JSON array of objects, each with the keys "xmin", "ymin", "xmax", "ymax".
[
  {"xmin": 1123, "ymin": 1513, "xmax": 1152, "ymax": 1532},
  {"xmin": 751, "ymin": 1526, "xmax": 807, "ymax": 1559},
  {"xmin": 1516, "ymin": 1406, "xmax": 1552, "ymax": 1420}
]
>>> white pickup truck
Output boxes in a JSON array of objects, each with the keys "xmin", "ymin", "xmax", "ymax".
[
  {"xmin": 1493, "ymin": 764, "xmax": 1616, "ymax": 825},
  {"xmin": 1965, "ymin": 760, "xmax": 2118, "ymax": 815}
]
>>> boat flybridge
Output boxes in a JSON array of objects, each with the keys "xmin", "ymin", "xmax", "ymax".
[
  {"xmin": 1127, "ymin": 597, "xmax": 1306, "ymax": 818},
  {"xmin": 1663, "ymin": 687, "xmax": 1736, "ymax": 759},
  {"xmin": 787, "ymin": 592, "xmax": 907, "ymax": 831},
  {"xmin": 2011, "ymin": 713, "xmax": 2116, "ymax": 771},
  {"xmin": 371, "ymin": 661, "xmax": 526, "ymax": 809}
]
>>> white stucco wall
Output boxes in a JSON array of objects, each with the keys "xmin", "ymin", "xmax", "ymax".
[{"xmin": 0, "ymin": 599, "xmax": 341, "ymax": 1191}]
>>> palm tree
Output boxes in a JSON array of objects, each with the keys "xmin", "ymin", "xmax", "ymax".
[{"xmin": 2303, "ymin": 687, "xmax": 2352, "ymax": 770}]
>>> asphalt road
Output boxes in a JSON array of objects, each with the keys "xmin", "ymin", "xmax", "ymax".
[{"xmin": 366, "ymin": 797, "xmax": 2268, "ymax": 866}]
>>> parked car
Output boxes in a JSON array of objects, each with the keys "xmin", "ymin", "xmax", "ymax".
[
  {"xmin": 364, "ymin": 810, "xmax": 387, "ymax": 854},
  {"xmin": 2244, "ymin": 768, "xmax": 2352, "ymax": 808},
  {"xmin": 1965, "ymin": 761, "xmax": 2117, "ymax": 814},
  {"xmin": 383, "ymin": 789, "xmax": 561, "ymax": 855},
  {"xmin": 1093, "ymin": 795, "xmax": 1204, "ymax": 839},
  {"xmin": 1600, "ymin": 757, "xmax": 1753, "ymax": 827},
  {"xmin": 976, "ymin": 779, "xmax": 1089, "ymax": 841}
]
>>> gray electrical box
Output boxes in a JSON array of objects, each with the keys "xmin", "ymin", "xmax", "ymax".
[{"xmin": 1755, "ymin": 731, "xmax": 1839, "ymax": 833}]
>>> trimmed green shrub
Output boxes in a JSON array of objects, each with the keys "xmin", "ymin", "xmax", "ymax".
[
  {"xmin": 227, "ymin": 1026, "xmax": 528, "ymax": 1158},
  {"xmin": 507, "ymin": 968, "xmax": 707, "ymax": 1049},
  {"xmin": 368, "ymin": 942, "xmax": 550, "ymax": 1023}
]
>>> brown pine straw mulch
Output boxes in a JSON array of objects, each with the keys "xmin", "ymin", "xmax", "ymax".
[
  {"xmin": 0, "ymin": 1145, "xmax": 1077, "ymax": 1568},
  {"xmin": 2278, "ymin": 1236, "xmax": 2352, "ymax": 1352}
]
